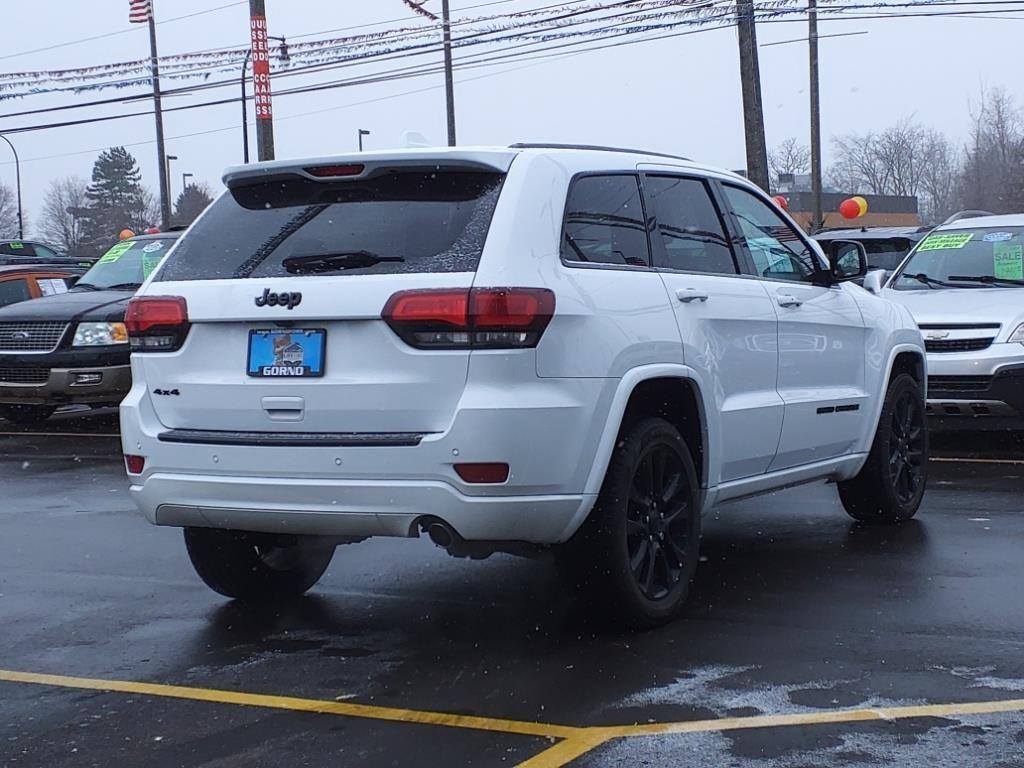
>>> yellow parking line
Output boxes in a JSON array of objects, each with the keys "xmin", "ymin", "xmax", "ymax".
[{"xmin": 6, "ymin": 668, "xmax": 1024, "ymax": 768}]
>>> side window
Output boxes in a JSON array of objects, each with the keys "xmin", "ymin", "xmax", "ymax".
[
  {"xmin": 645, "ymin": 176, "xmax": 738, "ymax": 274},
  {"xmin": 34, "ymin": 244, "xmax": 59, "ymax": 260},
  {"xmin": 722, "ymin": 185, "xmax": 822, "ymax": 283},
  {"xmin": 561, "ymin": 175, "xmax": 651, "ymax": 267},
  {"xmin": 0, "ymin": 242, "xmax": 36, "ymax": 257},
  {"xmin": 0, "ymin": 278, "xmax": 32, "ymax": 308}
]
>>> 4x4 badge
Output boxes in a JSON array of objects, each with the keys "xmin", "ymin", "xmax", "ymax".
[{"xmin": 255, "ymin": 289, "xmax": 302, "ymax": 310}]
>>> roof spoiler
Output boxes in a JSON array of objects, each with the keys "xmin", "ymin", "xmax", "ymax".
[{"xmin": 941, "ymin": 210, "xmax": 996, "ymax": 225}]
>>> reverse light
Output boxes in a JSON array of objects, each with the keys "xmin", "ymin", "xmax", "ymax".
[
  {"xmin": 454, "ymin": 463, "xmax": 510, "ymax": 484},
  {"xmin": 382, "ymin": 288, "xmax": 555, "ymax": 350},
  {"xmin": 72, "ymin": 322, "xmax": 128, "ymax": 347},
  {"xmin": 125, "ymin": 296, "xmax": 190, "ymax": 352},
  {"xmin": 1008, "ymin": 323, "xmax": 1024, "ymax": 344},
  {"xmin": 124, "ymin": 454, "xmax": 146, "ymax": 475}
]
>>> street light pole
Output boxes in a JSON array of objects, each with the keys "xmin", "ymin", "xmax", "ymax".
[
  {"xmin": 358, "ymin": 129, "xmax": 370, "ymax": 152},
  {"xmin": 182, "ymin": 172, "xmax": 194, "ymax": 192},
  {"xmin": 0, "ymin": 134, "xmax": 23, "ymax": 239},
  {"xmin": 165, "ymin": 155, "xmax": 178, "ymax": 218}
]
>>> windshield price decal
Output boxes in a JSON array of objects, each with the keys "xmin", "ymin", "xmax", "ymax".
[
  {"xmin": 993, "ymin": 243, "xmax": 1024, "ymax": 280},
  {"xmin": 918, "ymin": 233, "xmax": 974, "ymax": 252},
  {"xmin": 98, "ymin": 241, "xmax": 136, "ymax": 264}
]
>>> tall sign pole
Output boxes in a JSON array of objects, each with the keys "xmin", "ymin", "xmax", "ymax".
[
  {"xmin": 132, "ymin": 0, "xmax": 171, "ymax": 230},
  {"xmin": 736, "ymin": 0, "xmax": 770, "ymax": 191},
  {"xmin": 249, "ymin": 0, "xmax": 276, "ymax": 162},
  {"xmin": 808, "ymin": 0, "xmax": 824, "ymax": 231}
]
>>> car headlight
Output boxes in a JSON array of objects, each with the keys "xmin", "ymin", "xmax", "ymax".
[
  {"xmin": 72, "ymin": 322, "xmax": 128, "ymax": 347},
  {"xmin": 1009, "ymin": 323, "xmax": 1024, "ymax": 345}
]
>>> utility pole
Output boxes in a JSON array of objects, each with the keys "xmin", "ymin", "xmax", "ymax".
[
  {"xmin": 808, "ymin": 0, "xmax": 824, "ymax": 231},
  {"xmin": 441, "ymin": 0, "xmax": 457, "ymax": 146},
  {"xmin": 249, "ymin": 0, "xmax": 276, "ymax": 161},
  {"xmin": 147, "ymin": 5, "xmax": 171, "ymax": 230},
  {"xmin": 736, "ymin": 0, "xmax": 770, "ymax": 191}
]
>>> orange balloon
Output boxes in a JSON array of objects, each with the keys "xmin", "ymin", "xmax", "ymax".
[
  {"xmin": 772, "ymin": 195, "xmax": 789, "ymax": 211},
  {"xmin": 119, "ymin": 229, "xmax": 136, "ymax": 241}
]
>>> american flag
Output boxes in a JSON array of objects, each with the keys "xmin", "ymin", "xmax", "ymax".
[{"xmin": 129, "ymin": 0, "xmax": 153, "ymax": 24}]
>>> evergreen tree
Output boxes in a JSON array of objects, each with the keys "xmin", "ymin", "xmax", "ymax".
[
  {"xmin": 173, "ymin": 183, "xmax": 214, "ymax": 227},
  {"xmin": 80, "ymin": 147, "xmax": 155, "ymax": 255}
]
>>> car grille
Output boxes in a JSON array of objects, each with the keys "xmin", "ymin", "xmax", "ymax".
[
  {"xmin": 0, "ymin": 366, "xmax": 51, "ymax": 384},
  {"xmin": 928, "ymin": 375, "xmax": 991, "ymax": 394},
  {"xmin": 0, "ymin": 321, "xmax": 68, "ymax": 352},
  {"xmin": 924, "ymin": 338, "xmax": 993, "ymax": 353}
]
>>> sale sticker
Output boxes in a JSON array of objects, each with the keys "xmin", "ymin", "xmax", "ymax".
[
  {"xmin": 917, "ymin": 233, "xmax": 974, "ymax": 252},
  {"xmin": 993, "ymin": 243, "xmax": 1024, "ymax": 281},
  {"xmin": 98, "ymin": 241, "xmax": 136, "ymax": 264}
]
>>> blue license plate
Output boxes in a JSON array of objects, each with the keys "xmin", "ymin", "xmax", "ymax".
[{"xmin": 247, "ymin": 329, "xmax": 326, "ymax": 378}]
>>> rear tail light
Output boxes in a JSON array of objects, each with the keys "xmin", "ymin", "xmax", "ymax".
[
  {"xmin": 124, "ymin": 454, "xmax": 145, "ymax": 475},
  {"xmin": 125, "ymin": 296, "xmax": 190, "ymax": 352},
  {"xmin": 382, "ymin": 288, "xmax": 554, "ymax": 349},
  {"xmin": 454, "ymin": 462, "xmax": 509, "ymax": 484}
]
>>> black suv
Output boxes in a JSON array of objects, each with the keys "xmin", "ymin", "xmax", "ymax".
[
  {"xmin": 0, "ymin": 239, "xmax": 96, "ymax": 269},
  {"xmin": 0, "ymin": 232, "xmax": 179, "ymax": 425}
]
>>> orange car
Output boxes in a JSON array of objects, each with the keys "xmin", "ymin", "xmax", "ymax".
[{"xmin": 0, "ymin": 265, "xmax": 82, "ymax": 309}]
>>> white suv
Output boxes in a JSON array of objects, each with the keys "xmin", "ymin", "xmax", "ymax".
[
  {"xmin": 865, "ymin": 214, "xmax": 1024, "ymax": 425},
  {"xmin": 121, "ymin": 145, "xmax": 928, "ymax": 627}
]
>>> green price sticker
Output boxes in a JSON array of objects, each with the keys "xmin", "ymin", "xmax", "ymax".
[
  {"xmin": 142, "ymin": 254, "xmax": 162, "ymax": 278},
  {"xmin": 9, "ymin": 241, "xmax": 23, "ymax": 249},
  {"xmin": 918, "ymin": 233, "xmax": 974, "ymax": 252},
  {"xmin": 98, "ymin": 241, "xmax": 136, "ymax": 264},
  {"xmin": 994, "ymin": 243, "xmax": 1024, "ymax": 280}
]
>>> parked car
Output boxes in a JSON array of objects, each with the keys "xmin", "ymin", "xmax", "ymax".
[
  {"xmin": 0, "ymin": 265, "xmax": 84, "ymax": 309},
  {"xmin": 865, "ymin": 214, "xmax": 1024, "ymax": 426},
  {"xmin": 121, "ymin": 145, "xmax": 927, "ymax": 627},
  {"xmin": 814, "ymin": 226, "xmax": 932, "ymax": 274},
  {"xmin": 0, "ymin": 231, "xmax": 180, "ymax": 425},
  {"xmin": 0, "ymin": 239, "xmax": 96, "ymax": 269}
]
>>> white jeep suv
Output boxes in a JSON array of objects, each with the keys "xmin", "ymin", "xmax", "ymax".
[
  {"xmin": 865, "ymin": 214, "xmax": 1024, "ymax": 426},
  {"xmin": 121, "ymin": 145, "xmax": 928, "ymax": 627}
]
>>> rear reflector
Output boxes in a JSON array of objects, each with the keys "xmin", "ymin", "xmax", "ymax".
[
  {"xmin": 382, "ymin": 288, "xmax": 554, "ymax": 349},
  {"xmin": 305, "ymin": 164, "xmax": 365, "ymax": 178},
  {"xmin": 454, "ymin": 463, "xmax": 509, "ymax": 484},
  {"xmin": 125, "ymin": 296, "xmax": 190, "ymax": 352},
  {"xmin": 124, "ymin": 454, "xmax": 145, "ymax": 475}
]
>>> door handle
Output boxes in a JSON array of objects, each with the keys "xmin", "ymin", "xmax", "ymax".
[
  {"xmin": 676, "ymin": 288, "xmax": 709, "ymax": 304},
  {"xmin": 777, "ymin": 294, "xmax": 803, "ymax": 308}
]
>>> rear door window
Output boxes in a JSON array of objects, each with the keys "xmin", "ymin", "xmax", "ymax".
[
  {"xmin": 0, "ymin": 242, "xmax": 37, "ymax": 257},
  {"xmin": 561, "ymin": 175, "xmax": 651, "ymax": 267},
  {"xmin": 157, "ymin": 170, "xmax": 504, "ymax": 282},
  {"xmin": 644, "ymin": 175, "xmax": 738, "ymax": 274}
]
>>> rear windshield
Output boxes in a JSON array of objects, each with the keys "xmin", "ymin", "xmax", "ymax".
[
  {"xmin": 861, "ymin": 238, "xmax": 914, "ymax": 271},
  {"xmin": 157, "ymin": 170, "xmax": 505, "ymax": 282},
  {"xmin": 75, "ymin": 237, "xmax": 176, "ymax": 291}
]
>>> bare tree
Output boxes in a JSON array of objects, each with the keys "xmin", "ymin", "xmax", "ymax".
[
  {"xmin": 829, "ymin": 132, "xmax": 889, "ymax": 194},
  {"xmin": 768, "ymin": 138, "xmax": 811, "ymax": 184},
  {"xmin": 0, "ymin": 183, "xmax": 21, "ymax": 238},
  {"xmin": 39, "ymin": 176, "xmax": 89, "ymax": 253},
  {"xmin": 960, "ymin": 87, "xmax": 1024, "ymax": 213},
  {"xmin": 918, "ymin": 131, "xmax": 960, "ymax": 222}
]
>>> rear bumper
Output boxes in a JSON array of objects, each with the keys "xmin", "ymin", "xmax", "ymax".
[
  {"xmin": 133, "ymin": 473, "xmax": 591, "ymax": 543},
  {"xmin": 0, "ymin": 364, "xmax": 131, "ymax": 405}
]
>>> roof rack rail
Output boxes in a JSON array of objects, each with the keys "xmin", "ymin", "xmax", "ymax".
[
  {"xmin": 941, "ymin": 210, "xmax": 996, "ymax": 225},
  {"xmin": 509, "ymin": 143, "xmax": 691, "ymax": 162}
]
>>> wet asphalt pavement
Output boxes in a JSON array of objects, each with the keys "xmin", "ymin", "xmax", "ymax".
[{"xmin": 2, "ymin": 411, "xmax": 1024, "ymax": 767}]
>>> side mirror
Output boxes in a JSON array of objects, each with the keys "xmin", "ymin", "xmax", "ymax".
[
  {"xmin": 826, "ymin": 240, "xmax": 868, "ymax": 283},
  {"xmin": 862, "ymin": 269, "xmax": 888, "ymax": 294}
]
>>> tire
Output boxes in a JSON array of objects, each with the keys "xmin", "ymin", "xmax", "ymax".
[
  {"xmin": 838, "ymin": 373, "xmax": 928, "ymax": 524},
  {"xmin": 557, "ymin": 417, "xmax": 701, "ymax": 629},
  {"xmin": 184, "ymin": 528, "xmax": 336, "ymax": 600},
  {"xmin": 0, "ymin": 404, "xmax": 57, "ymax": 426}
]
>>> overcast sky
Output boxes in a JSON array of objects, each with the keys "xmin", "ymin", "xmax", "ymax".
[{"xmin": 1, "ymin": 0, "xmax": 1021, "ymax": 235}]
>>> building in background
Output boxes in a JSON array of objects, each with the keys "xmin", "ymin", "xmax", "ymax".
[{"xmin": 773, "ymin": 173, "xmax": 920, "ymax": 230}]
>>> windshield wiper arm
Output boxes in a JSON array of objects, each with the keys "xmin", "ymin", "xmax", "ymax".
[
  {"xmin": 105, "ymin": 282, "xmax": 143, "ymax": 290},
  {"xmin": 71, "ymin": 282, "xmax": 101, "ymax": 291},
  {"xmin": 282, "ymin": 251, "xmax": 406, "ymax": 274},
  {"xmin": 904, "ymin": 272, "xmax": 958, "ymax": 289},
  {"xmin": 949, "ymin": 274, "xmax": 1024, "ymax": 286}
]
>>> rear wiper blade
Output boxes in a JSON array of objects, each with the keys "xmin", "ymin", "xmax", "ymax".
[
  {"xmin": 282, "ymin": 250, "xmax": 406, "ymax": 274},
  {"xmin": 904, "ymin": 272, "xmax": 958, "ymax": 289},
  {"xmin": 949, "ymin": 274, "xmax": 1024, "ymax": 286},
  {"xmin": 105, "ymin": 282, "xmax": 143, "ymax": 290}
]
